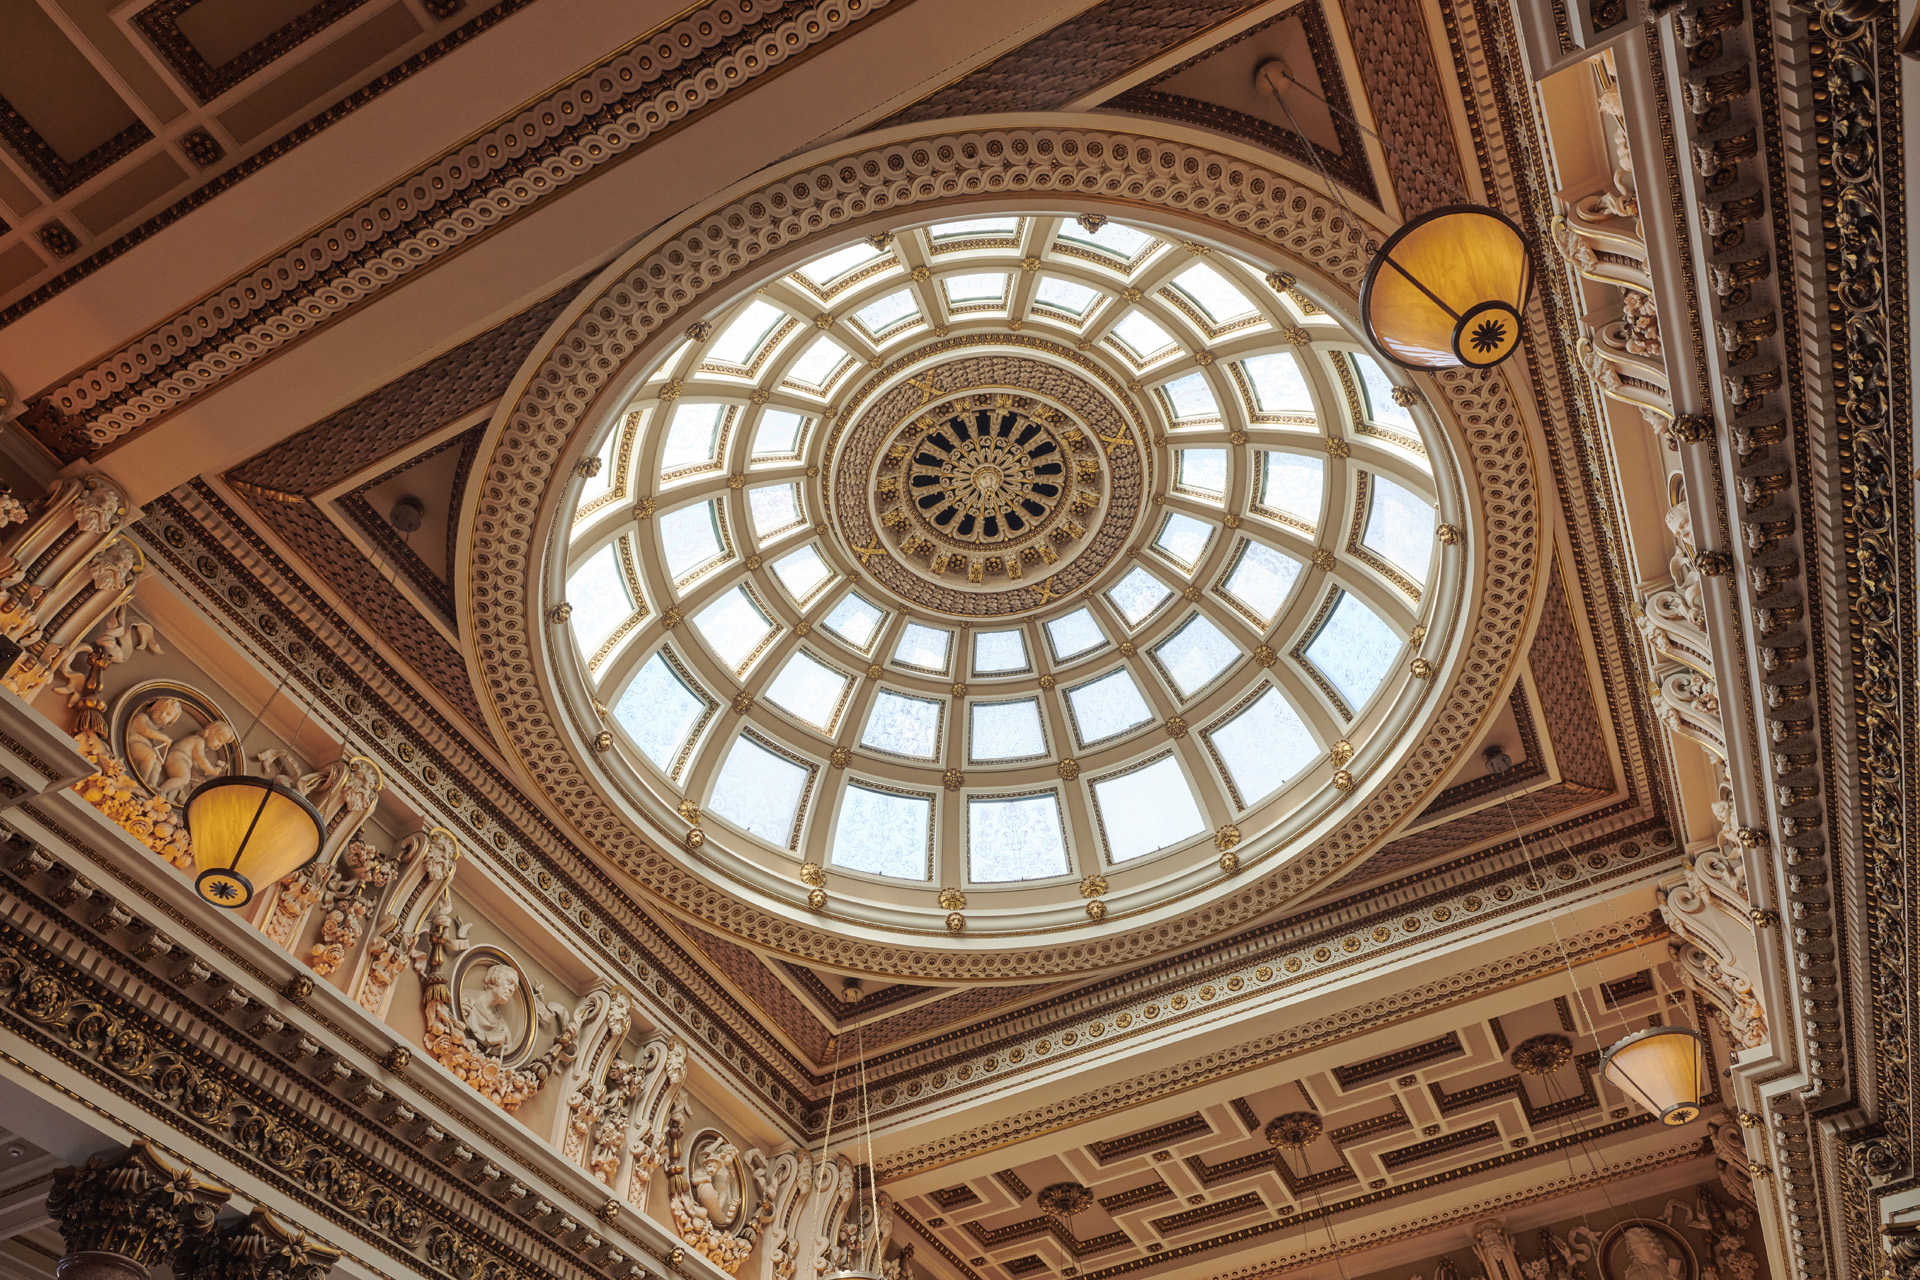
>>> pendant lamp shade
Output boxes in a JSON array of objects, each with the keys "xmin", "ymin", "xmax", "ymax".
[
  {"xmin": 1361, "ymin": 205, "xmax": 1534, "ymax": 370},
  {"xmin": 185, "ymin": 775, "xmax": 327, "ymax": 908},
  {"xmin": 1600, "ymin": 1025, "xmax": 1706, "ymax": 1126}
]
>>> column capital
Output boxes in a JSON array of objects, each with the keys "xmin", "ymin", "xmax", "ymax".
[
  {"xmin": 175, "ymin": 1209, "xmax": 341, "ymax": 1280},
  {"xmin": 47, "ymin": 1141, "xmax": 232, "ymax": 1278}
]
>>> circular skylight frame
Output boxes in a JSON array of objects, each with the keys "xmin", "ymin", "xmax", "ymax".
[{"xmin": 544, "ymin": 206, "xmax": 1468, "ymax": 946}]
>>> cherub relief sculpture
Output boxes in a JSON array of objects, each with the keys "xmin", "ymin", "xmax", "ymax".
[
  {"xmin": 667, "ymin": 1124, "xmax": 772, "ymax": 1275},
  {"xmin": 155, "ymin": 719, "xmax": 236, "ymax": 803},
  {"xmin": 413, "ymin": 906, "xmax": 583, "ymax": 1112}
]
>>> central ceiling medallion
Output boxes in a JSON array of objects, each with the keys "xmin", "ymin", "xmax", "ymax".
[
  {"xmin": 830, "ymin": 343, "xmax": 1149, "ymax": 620},
  {"xmin": 884, "ymin": 399, "xmax": 1097, "ymax": 584}
]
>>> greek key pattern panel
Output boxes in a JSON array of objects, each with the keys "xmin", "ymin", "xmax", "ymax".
[
  {"xmin": 467, "ymin": 124, "xmax": 1542, "ymax": 981},
  {"xmin": 27, "ymin": 0, "xmax": 901, "ymax": 462}
]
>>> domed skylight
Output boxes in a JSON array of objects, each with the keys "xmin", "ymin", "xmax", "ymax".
[{"xmin": 551, "ymin": 211, "xmax": 1459, "ymax": 937}]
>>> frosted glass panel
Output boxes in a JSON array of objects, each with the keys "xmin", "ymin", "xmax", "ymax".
[
  {"xmin": 659, "ymin": 502, "xmax": 724, "ymax": 578},
  {"xmin": 708, "ymin": 738, "xmax": 808, "ymax": 846},
  {"xmin": 576, "ymin": 434, "xmax": 616, "ymax": 511},
  {"xmin": 1171, "ymin": 263, "xmax": 1254, "ymax": 323},
  {"xmin": 968, "ymin": 794, "xmax": 1069, "ymax": 882},
  {"xmin": 660, "ymin": 403, "xmax": 724, "ymax": 469},
  {"xmin": 1306, "ymin": 592, "xmax": 1401, "ymax": 710},
  {"xmin": 1155, "ymin": 512, "xmax": 1214, "ymax": 569},
  {"xmin": 1154, "ymin": 614, "xmax": 1239, "ymax": 698},
  {"xmin": 1066, "ymin": 668, "xmax": 1152, "ymax": 747},
  {"xmin": 1178, "ymin": 449, "xmax": 1227, "ymax": 495},
  {"xmin": 1111, "ymin": 312, "xmax": 1173, "ymax": 359},
  {"xmin": 1260, "ymin": 453, "xmax": 1324, "ymax": 523},
  {"xmin": 931, "ymin": 217, "xmax": 1018, "ymax": 239},
  {"xmin": 765, "ymin": 651, "xmax": 850, "ymax": 731},
  {"xmin": 1093, "ymin": 757, "xmax": 1205, "ymax": 862},
  {"xmin": 969, "ymin": 699, "xmax": 1047, "ymax": 762},
  {"xmin": 752, "ymin": 410, "xmax": 807, "ymax": 457},
  {"xmin": 694, "ymin": 587, "xmax": 774, "ymax": 672},
  {"xmin": 1363, "ymin": 476, "xmax": 1433, "ymax": 584},
  {"xmin": 796, "ymin": 242, "xmax": 881, "ymax": 286},
  {"xmin": 1209, "ymin": 686, "xmax": 1317, "ymax": 805},
  {"xmin": 973, "ymin": 629, "xmax": 1029, "ymax": 674},
  {"xmin": 1058, "ymin": 220, "xmax": 1153, "ymax": 259},
  {"xmin": 944, "ymin": 273, "xmax": 1008, "ymax": 303},
  {"xmin": 772, "ymin": 545, "xmax": 832, "ymax": 602},
  {"xmin": 748, "ymin": 484, "xmax": 801, "ymax": 537},
  {"xmin": 823, "ymin": 594, "xmax": 885, "ymax": 651},
  {"xmin": 1244, "ymin": 353, "xmax": 1313, "ymax": 412},
  {"xmin": 1160, "ymin": 373, "xmax": 1219, "ymax": 419},
  {"xmin": 861, "ymin": 691, "xmax": 943, "ymax": 760},
  {"xmin": 893, "ymin": 623, "xmax": 952, "ymax": 673},
  {"xmin": 568, "ymin": 545, "xmax": 630, "ymax": 654},
  {"xmin": 1045, "ymin": 608, "xmax": 1106, "ymax": 661},
  {"xmin": 855, "ymin": 290, "xmax": 919, "ymax": 332},
  {"xmin": 787, "ymin": 336, "xmax": 849, "ymax": 388},
  {"xmin": 832, "ymin": 785, "xmax": 931, "ymax": 879},
  {"xmin": 708, "ymin": 300, "xmax": 784, "ymax": 365},
  {"xmin": 1222, "ymin": 541, "xmax": 1302, "ymax": 624},
  {"xmin": 613, "ymin": 653, "xmax": 706, "ymax": 774},
  {"xmin": 1106, "ymin": 567, "xmax": 1171, "ymax": 626},
  {"xmin": 1034, "ymin": 277, "xmax": 1097, "ymax": 315}
]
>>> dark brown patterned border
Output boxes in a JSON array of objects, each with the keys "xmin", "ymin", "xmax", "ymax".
[{"xmin": 0, "ymin": 97, "xmax": 152, "ymax": 197}]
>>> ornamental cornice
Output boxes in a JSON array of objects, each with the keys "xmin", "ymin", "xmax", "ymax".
[
  {"xmin": 22, "ymin": 0, "xmax": 907, "ymax": 462},
  {"xmin": 466, "ymin": 119, "xmax": 1542, "ymax": 981}
]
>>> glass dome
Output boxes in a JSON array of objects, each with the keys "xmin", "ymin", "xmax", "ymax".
[{"xmin": 547, "ymin": 211, "xmax": 1463, "ymax": 953}]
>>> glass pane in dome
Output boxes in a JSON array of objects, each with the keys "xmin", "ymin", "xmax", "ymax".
[
  {"xmin": 765, "ymin": 650, "xmax": 851, "ymax": 732},
  {"xmin": 1352, "ymin": 353, "xmax": 1417, "ymax": 430},
  {"xmin": 751, "ymin": 409, "xmax": 807, "ymax": 458},
  {"xmin": 1044, "ymin": 608, "xmax": 1106, "ymax": 661},
  {"xmin": 1058, "ymin": 219, "xmax": 1154, "ymax": 259},
  {"xmin": 708, "ymin": 737, "xmax": 808, "ymax": 846},
  {"xmin": 893, "ymin": 623, "xmax": 952, "ymax": 673},
  {"xmin": 931, "ymin": 217, "xmax": 1019, "ymax": 239},
  {"xmin": 786, "ymin": 336, "xmax": 850, "ymax": 389},
  {"xmin": 969, "ymin": 698, "xmax": 1047, "ymax": 763},
  {"xmin": 1223, "ymin": 540, "xmax": 1302, "ymax": 624},
  {"xmin": 660, "ymin": 402, "xmax": 725, "ymax": 470},
  {"xmin": 1178, "ymin": 448, "xmax": 1227, "ymax": 495},
  {"xmin": 613, "ymin": 652, "xmax": 707, "ymax": 775},
  {"xmin": 575, "ymin": 433, "xmax": 616, "ymax": 511},
  {"xmin": 1106, "ymin": 566, "xmax": 1171, "ymax": 627},
  {"xmin": 748, "ymin": 483, "xmax": 802, "ymax": 538},
  {"xmin": 860, "ymin": 690, "xmax": 943, "ymax": 760},
  {"xmin": 968, "ymin": 793, "xmax": 1069, "ymax": 882},
  {"xmin": 854, "ymin": 290, "xmax": 919, "ymax": 332},
  {"xmin": 823, "ymin": 593, "xmax": 885, "ymax": 651},
  {"xmin": 694, "ymin": 587, "xmax": 775, "ymax": 672},
  {"xmin": 1153, "ymin": 614, "xmax": 1239, "ymax": 699},
  {"xmin": 973, "ymin": 629, "xmax": 1029, "ymax": 675},
  {"xmin": 707, "ymin": 300, "xmax": 786, "ymax": 365},
  {"xmin": 568, "ymin": 544, "xmax": 630, "ymax": 654},
  {"xmin": 1363, "ymin": 476, "xmax": 1434, "ymax": 584},
  {"xmin": 1306, "ymin": 591, "xmax": 1401, "ymax": 710},
  {"xmin": 832, "ymin": 784, "xmax": 932, "ymax": 879},
  {"xmin": 1111, "ymin": 311, "xmax": 1173, "ymax": 360},
  {"xmin": 1154, "ymin": 512, "xmax": 1214, "ymax": 570},
  {"xmin": 1066, "ymin": 668, "xmax": 1152, "ymax": 747},
  {"xmin": 659, "ymin": 501, "xmax": 725, "ymax": 579},
  {"xmin": 1034, "ymin": 277, "xmax": 1097, "ymax": 316},
  {"xmin": 1171, "ymin": 262, "xmax": 1255, "ymax": 324},
  {"xmin": 1160, "ymin": 372, "xmax": 1219, "ymax": 420},
  {"xmin": 797, "ymin": 242, "xmax": 882, "ymax": 287},
  {"xmin": 943, "ymin": 272, "xmax": 1008, "ymax": 303},
  {"xmin": 1093, "ymin": 756, "xmax": 1205, "ymax": 863},
  {"xmin": 1209, "ymin": 686, "xmax": 1317, "ymax": 805},
  {"xmin": 772, "ymin": 545, "xmax": 832, "ymax": 604},
  {"xmin": 1243, "ymin": 352, "xmax": 1314, "ymax": 413},
  {"xmin": 1260, "ymin": 452, "xmax": 1324, "ymax": 524}
]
